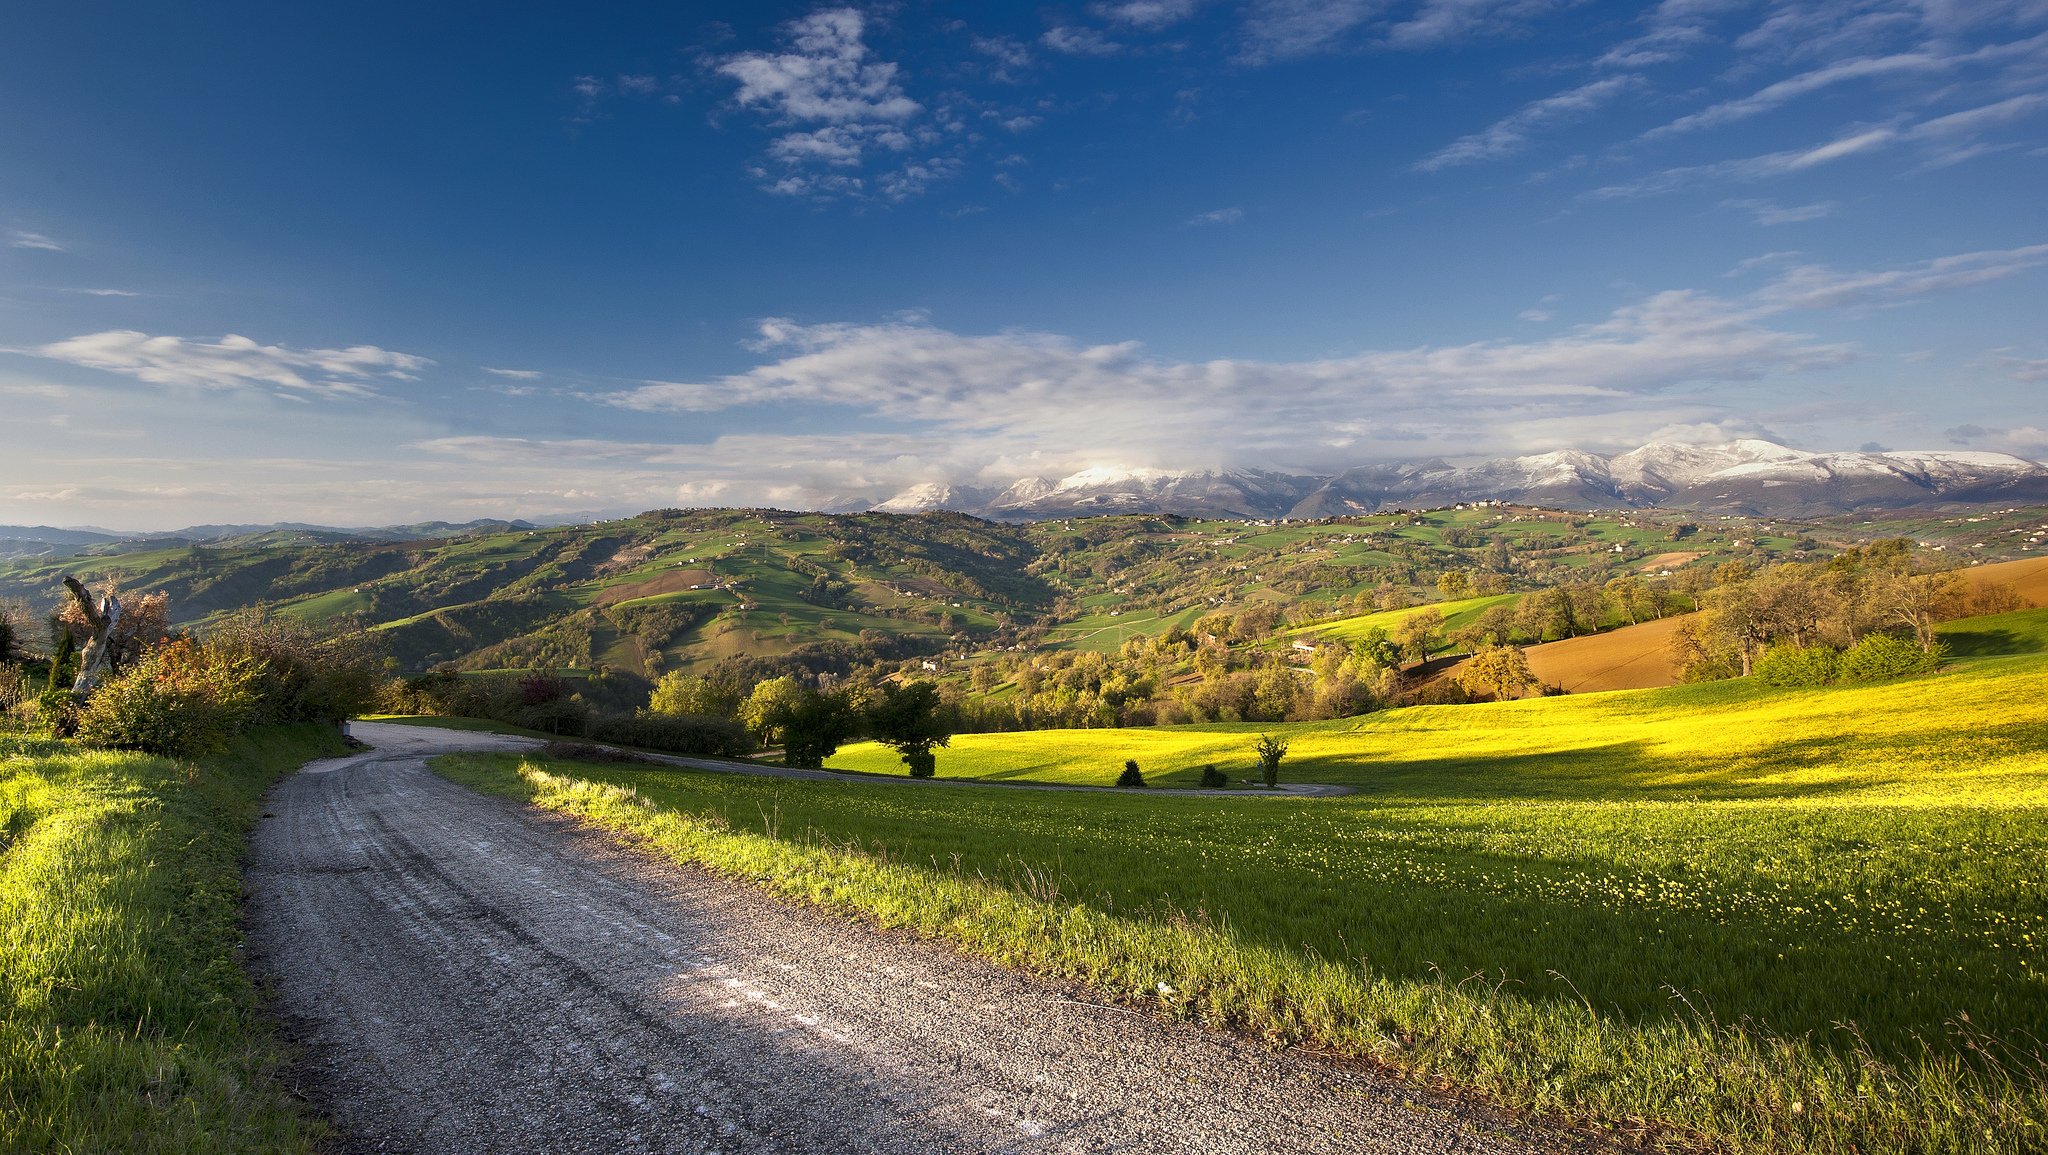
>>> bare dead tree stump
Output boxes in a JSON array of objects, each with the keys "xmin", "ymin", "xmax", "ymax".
[{"xmin": 62, "ymin": 576, "xmax": 122, "ymax": 695}]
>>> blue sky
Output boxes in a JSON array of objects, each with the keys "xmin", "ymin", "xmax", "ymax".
[{"xmin": 2, "ymin": 0, "xmax": 2045, "ymax": 528}]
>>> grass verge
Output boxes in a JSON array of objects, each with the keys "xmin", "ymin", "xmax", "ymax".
[
  {"xmin": 439, "ymin": 749, "xmax": 2047, "ymax": 1155},
  {"xmin": 1, "ymin": 725, "xmax": 344, "ymax": 1155}
]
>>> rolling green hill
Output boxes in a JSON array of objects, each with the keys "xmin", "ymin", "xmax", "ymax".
[{"xmin": 1, "ymin": 503, "xmax": 2033, "ymax": 693}]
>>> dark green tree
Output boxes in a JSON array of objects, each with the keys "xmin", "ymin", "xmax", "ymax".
[
  {"xmin": 1254, "ymin": 733, "xmax": 1289, "ymax": 788},
  {"xmin": 867, "ymin": 680, "xmax": 953, "ymax": 778},
  {"xmin": 777, "ymin": 687, "xmax": 861, "ymax": 770}
]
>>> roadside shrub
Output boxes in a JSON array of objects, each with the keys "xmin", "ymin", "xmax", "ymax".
[
  {"xmin": 25, "ymin": 687, "xmax": 80, "ymax": 737},
  {"xmin": 1198, "ymin": 763, "xmax": 1228, "ymax": 789},
  {"xmin": 501, "ymin": 694, "xmax": 591, "ymax": 736},
  {"xmin": 207, "ymin": 610, "xmax": 384, "ymax": 724},
  {"xmin": 585, "ymin": 711, "xmax": 753, "ymax": 757},
  {"xmin": 1117, "ymin": 758, "xmax": 1145, "ymax": 788},
  {"xmin": 1839, "ymin": 634, "xmax": 1944, "ymax": 682},
  {"xmin": 539, "ymin": 740, "xmax": 652, "ymax": 764},
  {"xmin": 1754, "ymin": 644, "xmax": 1840, "ymax": 687},
  {"xmin": 75, "ymin": 639, "xmax": 261, "ymax": 756}
]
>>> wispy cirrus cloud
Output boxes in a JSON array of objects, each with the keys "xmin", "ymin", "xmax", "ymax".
[
  {"xmin": 1187, "ymin": 206, "xmax": 1244, "ymax": 225},
  {"xmin": 1237, "ymin": 0, "xmax": 1383, "ymax": 62},
  {"xmin": 30, "ymin": 330, "xmax": 432, "ymax": 397},
  {"xmin": 1384, "ymin": 0, "xmax": 1571, "ymax": 50},
  {"xmin": 1722, "ymin": 198, "xmax": 1838, "ymax": 225},
  {"xmin": 7, "ymin": 230, "xmax": 63, "ymax": 251},
  {"xmin": 1589, "ymin": 92, "xmax": 2048, "ymax": 198},
  {"xmin": 1418, "ymin": 75, "xmax": 1640, "ymax": 171},
  {"xmin": 1748, "ymin": 242, "xmax": 2048, "ymax": 310}
]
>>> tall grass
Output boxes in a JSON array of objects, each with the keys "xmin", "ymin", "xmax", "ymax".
[
  {"xmin": 438, "ymin": 644, "xmax": 2048, "ymax": 1153},
  {"xmin": 0, "ymin": 726, "xmax": 341, "ymax": 1155}
]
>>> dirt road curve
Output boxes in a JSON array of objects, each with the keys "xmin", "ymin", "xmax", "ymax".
[{"xmin": 246, "ymin": 727, "xmax": 1584, "ymax": 1155}]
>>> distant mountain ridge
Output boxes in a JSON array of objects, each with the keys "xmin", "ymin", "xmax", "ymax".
[
  {"xmin": 872, "ymin": 441, "xmax": 2048, "ymax": 520},
  {"xmin": 0, "ymin": 518, "xmax": 538, "ymax": 556}
]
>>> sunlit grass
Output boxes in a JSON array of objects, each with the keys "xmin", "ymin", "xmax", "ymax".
[
  {"xmin": 442, "ymin": 644, "xmax": 2048, "ymax": 1153},
  {"xmin": 0, "ymin": 726, "xmax": 341, "ymax": 1155}
]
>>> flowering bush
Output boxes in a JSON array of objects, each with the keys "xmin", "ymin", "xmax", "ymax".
[{"xmin": 74, "ymin": 639, "xmax": 262, "ymax": 756}]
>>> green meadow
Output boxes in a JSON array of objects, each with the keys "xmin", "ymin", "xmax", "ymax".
[
  {"xmin": 0, "ymin": 726, "xmax": 342, "ymax": 1155},
  {"xmin": 443, "ymin": 611, "xmax": 2048, "ymax": 1153}
]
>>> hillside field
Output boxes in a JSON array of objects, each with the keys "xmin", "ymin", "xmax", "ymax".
[{"xmin": 457, "ymin": 623, "xmax": 2048, "ymax": 1151}]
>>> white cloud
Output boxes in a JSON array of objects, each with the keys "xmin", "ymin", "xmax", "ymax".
[
  {"xmin": 32, "ymin": 331, "xmax": 433, "ymax": 396},
  {"xmin": 716, "ymin": 8, "xmax": 928, "ymax": 192},
  {"xmin": 483, "ymin": 367, "xmax": 543, "ymax": 379},
  {"xmin": 1238, "ymin": 0, "xmax": 1383, "ymax": 62},
  {"xmin": 1999, "ymin": 356, "xmax": 2048, "ymax": 382},
  {"xmin": 971, "ymin": 35, "xmax": 1033, "ymax": 70},
  {"xmin": 1642, "ymin": 51, "xmax": 1950, "ymax": 140},
  {"xmin": 589, "ymin": 292, "xmax": 1845, "ymax": 479},
  {"xmin": 1591, "ymin": 126, "xmax": 1901, "ymax": 197},
  {"xmin": 1093, "ymin": 0, "xmax": 1203, "ymax": 30},
  {"xmin": 1187, "ymin": 206, "xmax": 1244, "ymax": 225},
  {"xmin": 1722, "ymin": 198, "xmax": 1839, "ymax": 225},
  {"xmin": 1042, "ymin": 26, "xmax": 1122, "ymax": 56},
  {"xmin": 8, "ymin": 231, "xmax": 63, "ymax": 251},
  {"xmin": 68, "ymin": 288, "xmax": 142, "ymax": 297},
  {"xmin": 1384, "ymin": 0, "xmax": 1570, "ymax": 50},
  {"xmin": 1748, "ymin": 243, "xmax": 2048, "ymax": 310},
  {"xmin": 718, "ymin": 10, "xmax": 918, "ymax": 124},
  {"xmin": 1418, "ymin": 76, "xmax": 1641, "ymax": 171}
]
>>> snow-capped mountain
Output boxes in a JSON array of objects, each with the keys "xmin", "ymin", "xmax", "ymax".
[{"xmin": 867, "ymin": 441, "xmax": 2048, "ymax": 520}]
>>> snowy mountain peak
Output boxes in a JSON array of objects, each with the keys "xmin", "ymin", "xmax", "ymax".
[{"xmin": 871, "ymin": 440, "xmax": 2048, "ymax": 521}]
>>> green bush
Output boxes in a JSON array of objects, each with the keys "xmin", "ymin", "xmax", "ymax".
[
  {"xmin": 1754, "ymin": 644, "xmax": 1840, "ymax": 687},
  {"xmin": 1117, "ymin": 758, "xmax": 1145, "ymax": 787},
  {"xmin": 585, "ymin": 711, "xmax": 753, "ymax": 757},
  {"xmin": 1198, "ymin": 763, "xmax": 1228, "ymax": 788},
  {"xmin": 74, "ymin": 640, "xmax": 261, "ymax": 757},
  {"xmin": 1840, "ymin": 634, "xmax": 1944, "ymax": 682}
]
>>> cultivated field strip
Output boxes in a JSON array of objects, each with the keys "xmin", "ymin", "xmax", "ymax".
[{"xmin": 246, "ymin": 734, "xmax": 1584, "ymax": 1155}]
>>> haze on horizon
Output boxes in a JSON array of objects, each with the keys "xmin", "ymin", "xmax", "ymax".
[{"xmin": 2, "ymin": 0, "xmax": 2045, "ymax": 532}]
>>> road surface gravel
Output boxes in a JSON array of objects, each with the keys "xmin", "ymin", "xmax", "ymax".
[{"xmin": 245, "ymin": 724, "xmax": 1594, "ymax": 1155}]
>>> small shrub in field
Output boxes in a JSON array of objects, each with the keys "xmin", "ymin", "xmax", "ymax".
[
  {"xmin": 585, "ymin": 711, "xmax": 753, "ymax": 757},
  {"xmin": 1117, "ymin": 758, "xmax": 1145, "ymax": 787},
  {"xmin": 1198, "ymin": 763, "xmax": 1228, "ymax": 789},
  {"xmin": 75, "ymin": 639, "xmax": 261, "ymax": 756},
  {"xmin": 539, "ymin": 740, "xmax": 652, "ymax": 764},
  {"xmin": 1754, "ymin": 644, "xmax": 1840, "ymax": 687},
  {"xmin": 1255, "ymin": 734, "xmax": 1288, "ymax": 788},
  {"xmin": 1840, "ymin": 634, "xmax": 1943, "ymax": 682}
]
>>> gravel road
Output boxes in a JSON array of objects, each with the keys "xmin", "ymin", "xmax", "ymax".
[{"xmin": 245, "ymin": 726, "xmax": 1590, "ymax": 1155}]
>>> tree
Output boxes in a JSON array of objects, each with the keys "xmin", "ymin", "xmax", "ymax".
[
  {"xmin": 867, "ymin": 680, "xmax": 954, "ymax": 778},
  {"xmin": 778, "ymin": 687, "xmax": 861, "ymax": 769},
  {"xmin": 1254, "ymin": 734, "xmax": 1288, "ymax": 788},
  {"xmin": 1862, "ymin": 569, "xmax": 1963, "ymax": 653},
  {"xmin": 1117, "ymin": 759, "xmax": 1145, "ymax": 787},
  {"xmin": 1515, "ymin": 588, "xmax": 1573, "ymax": 642},
  {"xmin": 1435, "ymin": 570, "xmax": 1472, "ymax": 600},
  {"xmin": 1456, "ymin": 643, "xmax": 1536, "ymax": 701},
  {"xmin": 0, "ymin": 599, "xmax": 33, "ymax": 665},
  {"xmin": 739, "ymin": 675, "xmax": 807, "ymax": 747},
  {"xmin": 648, "ymin": 672, "xmax": 740, "ymax": 720},
  {"xmin": 1704, "ymin": 582, "xmax": 1770, "ymax": 677},
  {"xmin": 1603, "ymin": 576, "xmax": 1661, "ymax": 625},
  {"xmin": 1392, "ymin": 608, "xmax": 1444, "ymax": 666}
]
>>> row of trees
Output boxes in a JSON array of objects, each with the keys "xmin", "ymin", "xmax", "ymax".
[
  {"xmin": 1669, "ymin": 543, "xmax": 2018, "ymax": 683},
  {"xmin": 649, "ymin": 670, "xmax": 955, "ymax": 774}
]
